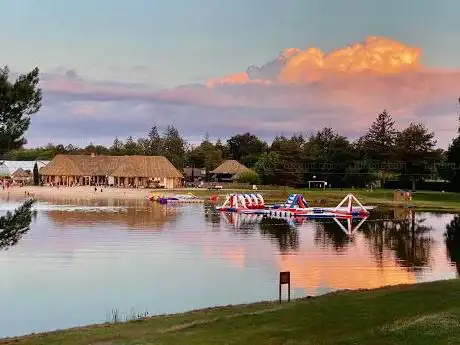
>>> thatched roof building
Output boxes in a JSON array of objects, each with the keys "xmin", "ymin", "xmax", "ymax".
[
  {"xmin": 41, "ymin": 154, "xmax": 183, "ymax": 188},
  {"xmin": 211, "ymin": 160, "xmax": 250, "ymax": 182},
  {"xmin": 11, "ymin": 168, "xmax": 32, "ymax": 182}
]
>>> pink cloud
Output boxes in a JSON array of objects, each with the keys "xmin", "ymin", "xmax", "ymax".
[
  {"xmin": 70, "ymin": 104, "xmax": 99, "ymax": 116},
  {"xmin": 36, "ymin": 36, "xmax": 460, "ymax": 148}
]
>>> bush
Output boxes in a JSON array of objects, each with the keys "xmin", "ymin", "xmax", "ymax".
[{"xmin": 236, "ymin": 170, "xmax": 260, "ymax": 185}]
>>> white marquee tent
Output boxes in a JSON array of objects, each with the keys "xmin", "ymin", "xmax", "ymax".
[{"xmin": 0, "ymin": 160, "xmax": 50, "ymax": 176}]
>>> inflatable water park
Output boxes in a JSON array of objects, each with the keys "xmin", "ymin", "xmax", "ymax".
[
  {"xmin": 215, "ymin": 193, "xmax": 266, "ymax": 214},
  {"xmin": 215, "ymin": 193, "xmax": 373, "ymax": 219}
]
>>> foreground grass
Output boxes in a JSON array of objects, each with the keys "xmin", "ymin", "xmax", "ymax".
[
  {"xmin": 3, "ymin": 280, "xmax": 460, "ymax": 345},
  {"xmin": 181, "ymin": 187, "xmax": 460, "ymax": 211}
]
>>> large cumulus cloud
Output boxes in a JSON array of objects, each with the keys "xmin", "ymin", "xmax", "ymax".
[{"xmin": 27, "ymin": 36, "xmax": 460, "ymax": 148}]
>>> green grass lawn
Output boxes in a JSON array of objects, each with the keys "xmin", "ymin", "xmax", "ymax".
[
  {"xmin": 4, "ymin": 279, "xmax": 460, "ymax": 345},
  {"xmin": 178, "ymin": 187, "xmax": 460, "ymax": 211}
]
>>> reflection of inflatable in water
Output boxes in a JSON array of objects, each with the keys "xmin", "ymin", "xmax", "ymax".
[{"xmin": 222, "ymin": 212, "xmax": 264, "ymax": 227}]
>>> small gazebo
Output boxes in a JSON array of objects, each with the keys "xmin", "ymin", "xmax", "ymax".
[{"xmin": 211, "ymin": 160, "xmax": 250, "ymax": 182}]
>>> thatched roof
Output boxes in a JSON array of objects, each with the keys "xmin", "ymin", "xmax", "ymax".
[
  {"xmin": 111, "ymin": 156, "xmax": 183, "ymax": 178},
  {"xmin": 211, "ymin": 160, "xmax": 250, "ymax": 175},
  {"xmin": 40, "ymin": 155, "xmax": 183, "ymax": 178},
  {"xmin": 11, "ymin": 168, "xmax": 32, "ymax": 178}
]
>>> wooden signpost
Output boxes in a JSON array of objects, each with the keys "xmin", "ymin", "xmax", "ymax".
[{"xmin": 279, "ymin": 271, "xmax": 291, "ymax": 303}]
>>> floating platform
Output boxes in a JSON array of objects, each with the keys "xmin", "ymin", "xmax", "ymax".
[
  {"xmin": 216, "ymin": 193, "xmax": 373, "ymax": 219},
  {"xmin": 149, "ymin": 193, "xmax": 204, "ymax": 204}
]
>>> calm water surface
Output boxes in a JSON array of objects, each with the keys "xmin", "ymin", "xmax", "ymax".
[{"xmin": 1, "ymin": 195, "xmax": 460, "ymax": 338}]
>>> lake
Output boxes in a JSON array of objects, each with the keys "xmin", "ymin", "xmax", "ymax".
[{"xmin": 1, "ymin": 196, "xmax": 459, "ymax": 338}]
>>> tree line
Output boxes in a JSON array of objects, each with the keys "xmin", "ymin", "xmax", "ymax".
[
  {"xmin": 6, "ymin": 108, "xmax": 460, "ymax": 190},
  {"xmin": 2, "ymin": 65, "xmax": 460, "ymax": 191}
]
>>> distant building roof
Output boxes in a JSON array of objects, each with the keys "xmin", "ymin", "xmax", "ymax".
[
  {"xmin": 11, "ymin": 168, "xmax": 32, "ymax": 180},
  {"xmin": 211, "ymin": 160, "xmax": 250, "ymax": 175},
  {"xmin": 40, "ymin": 155, "xmax": 183, "ymax": 178}
]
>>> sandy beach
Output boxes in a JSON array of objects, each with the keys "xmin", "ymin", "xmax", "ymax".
[{"xmin": 0, "ymin": 185, "xmax": 179, "ymax": 202}]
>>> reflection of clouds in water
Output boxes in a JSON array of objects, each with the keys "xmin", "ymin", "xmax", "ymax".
[{"xmin": 2, "ymin": 200, "xmax": 460, "ymax": 305}]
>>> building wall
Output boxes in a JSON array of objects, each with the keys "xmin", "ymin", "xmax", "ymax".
[{"xmin": 43, "ymin": 174, "xmax": 182, "ymax": 188}]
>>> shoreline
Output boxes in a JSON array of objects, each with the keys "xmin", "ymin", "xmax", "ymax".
[
  {"xmin": 1, "ymin": 279, "xmax": 459, "ymax": 344},
  {"xmin": 1, "ymin": 186, "xmax": 460, "ymax": 211},
  {"xmin": 0, "ymin": 186, "xmax": 180, "ymax": 202}
]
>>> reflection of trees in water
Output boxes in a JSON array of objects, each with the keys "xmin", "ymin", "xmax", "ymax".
[
  {"xmin": 0, "ymin": 199, "xmax": 36, "ymax": 250},
  {"xmin": 259, "ymin": 217, "xmax": 299, "ymax": 252},
  {"xmin": 361, "ymin": 209, "xmax": 434, "ymax": 271},
  {"xmin": 444, "ymin": 215, "xmax": 460, "ymax": 275},
  {"xmin": 314, "ymin": 219, "xmax": 354, "ymax": 252}
]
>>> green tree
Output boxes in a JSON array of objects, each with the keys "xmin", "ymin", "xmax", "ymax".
[
  {"xmin": 394, "ymin": 123, "xmax": 441, "ymax": 190},
  {"xmin": 124, "ymin": 136, "xmax": 138, "ymax": 155},
  {"xmin": 270, "ymin": 135, "xmax": 304, "ymax": 186},
  {"xmin": 255, "ymin": 151, "xmax": 281, "ymax": 185},
  {"xmin": 1, "ymin": 66, "xmax": 39, "ymax": 250},
  {"xmin": 227, "ymin": 133, "xmax": 267, "ymax": 167},
  {"xmin": 110, "ymin": 137, "xmax": 124, "ymax": 155},
  {"xmin": 0, "ymin": 199, "xmax": 35, "ymax": 250},
  {"xmin": 136, "ymin": 138, "xmax": 149, "ymax": 155},
  {"xmin": 440, "ymin": 100, "xmax": 460, "ymax": 191},
  {"xmin": 0, "ymin": 66, "xmax": 42, "ymax": 156},
  {"xmin": 65, "ymin": 144, "xmax": 77, "ymax": 153},
  {"xmin": 236, "ymin": 170, "xmax": 260, "ymax": 185},
  {"xmin": 215, "ymin": 138, "xmax": 229, "ymax": 159},
  {"xmin": 146, "ymin": 125, "xmax": 163, "ymax": 156},
  {"xmin": 162, "ymin": 125, "xmax": 186, "ymax": 169},
  {"xmin": 361, "ymin": 110, "xmax": 397, "ymax": 160},
  {"xmin": 33, "ymin": 162, "xmax": 39, "ymax": 186},
  {"xmin": 359, "ymin": 110, "xmax": 399, "ymax": 184},
  {"xmin": 187, "ymin": 136, "xmax": 223, "ymax": 173},
  {"xmin": 304, "ymin": 128, "xmax": 354, "ymax": 187}
]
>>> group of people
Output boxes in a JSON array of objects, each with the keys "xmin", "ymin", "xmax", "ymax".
[{"xmin": 0, "ymin": 179, "xmax": 11, "ymax": 190}]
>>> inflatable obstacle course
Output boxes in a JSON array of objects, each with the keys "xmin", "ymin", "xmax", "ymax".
[
  {"xmin": 215, "ymin": 193, "xmax": 265, "ymax": 213},
  {"xmin": 216, "ymin": 193, "xmax": 373, "ymax": 219},
  {"xmin": 282, "ymin": 194, "xmax": 310, "ymax": 209}
]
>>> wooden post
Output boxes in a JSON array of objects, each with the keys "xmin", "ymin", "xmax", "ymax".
[{"xmin": 279, "ymin": 271, "xmax": 291, "ymax": 303}]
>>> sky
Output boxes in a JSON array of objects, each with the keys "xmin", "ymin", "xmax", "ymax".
[{"xmin": 1, "ymin": 0, "xmax": 459, "ymax": 148}]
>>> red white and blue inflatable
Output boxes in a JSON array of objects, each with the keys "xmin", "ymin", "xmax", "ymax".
[
  {"xmin": 215, "ymin": 193, "xmax": 266, "ymax": 214},
  {"xmin": 216, "ymin": 193, "xmax": 372, "ymax": 219}
]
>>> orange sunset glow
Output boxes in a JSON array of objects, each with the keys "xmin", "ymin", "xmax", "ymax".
[{"xmin": 206, "ymin": 36, "xmax": 423, "ymax": 87}]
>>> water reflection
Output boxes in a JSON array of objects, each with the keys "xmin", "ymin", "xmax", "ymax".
[
  {"xmin": 2, "ymin": 199, "xmax": 459, "ymax": 339},
  {"xmin": 46, "ymin": 204, "xmax": 179, "ymax": 230},
  {"xmin": 445, "ymin": 215, "xmax": 460, "ymax": 275},
  {"xmin": 220, "ymin": 213, "xmax": 260, "ymax": 235},
  {"xmin": 314, "ymin": 219, "xmax": 355, "ymax": 252},
  {"xmin": 360, "ymin": 209, "xmax": 434, "ymax": 271},
  {"xmin": 259, "ymin": 217, "xmax": 299, "ymax": 253}
]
